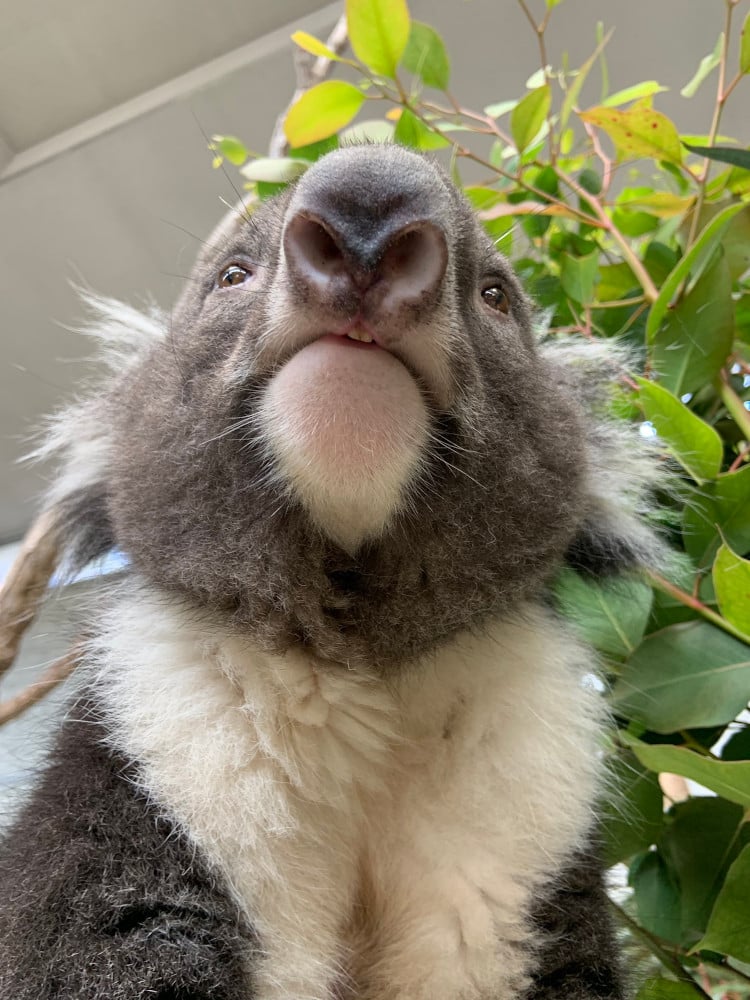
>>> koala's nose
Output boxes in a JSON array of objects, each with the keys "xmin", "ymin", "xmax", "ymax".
[{"xmin": 284, "ymin": 211, "xmax": 447, "ymax": 316}]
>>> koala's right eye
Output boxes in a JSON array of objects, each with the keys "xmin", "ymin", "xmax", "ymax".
[{"xmin": 217, "ymin": 264, "xmax": 253, "ymax": 288}]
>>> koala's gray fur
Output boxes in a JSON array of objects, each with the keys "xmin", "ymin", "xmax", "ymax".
[{"xmin": 0, "ymin": 145, "xmax": 660, "ymax": 1000}]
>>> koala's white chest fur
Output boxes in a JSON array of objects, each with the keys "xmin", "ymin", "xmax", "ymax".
[{"xmin": 93, "ymin": 584, "xmax": 601, "ymax": 1000}]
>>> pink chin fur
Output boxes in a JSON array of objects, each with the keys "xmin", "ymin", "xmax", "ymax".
[{"xmin": 259, "ymin": 335, "xmax": 429, "ymax": 551}]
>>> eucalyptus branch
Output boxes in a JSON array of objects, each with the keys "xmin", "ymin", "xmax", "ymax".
[
  {"xmin": 268, "ymin": 13, "xmax": 349, "ymax": 158},
  {"xmin": 685, "ymin": 0, "xmax": 736, "ymax": 248},
  {"xmin": 716, "ymin": 369, "xmax": 750, "ymax": 441},
  {"xmin": 516, "ymin": 0, "xmax": 557, "ymax": 163},
  {"xmin": 0, "ymin": 510, "xmax": 60, "ymax": 680},
  {"xmin": 648, "ymin": 571, "xmax": 750, "ymax": 646},
  {"xmin": 608, "ymin": 900, "xmax": 713, "ymax": 1000},
  {"xmin": 554, "ymin": 166, "xmax": 660, "ymax": 304},
  {"xmin": 0, "ymin": 648, "xmax": 79, "ymax": 727}
]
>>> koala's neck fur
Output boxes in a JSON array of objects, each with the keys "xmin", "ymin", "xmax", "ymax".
[{"xmin": 90, "ymin": 578, "xmax": 601, "ymax": 1000}]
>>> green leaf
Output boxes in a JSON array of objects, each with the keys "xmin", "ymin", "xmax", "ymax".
[
  {"xmin": 401, "ymin": 21, "xmax": 450, "ymax": 89},
  {"xmin": 651, "ymin": 249, "xmax": 734, "ymax": 397},
  {"xmin": 637, "ymin": 980, "xmax": 706, "ymax": 1000},
  {"xmin": 546, "ymin": 0, "xmax": 564, "ymax": 8},
  {"xmin": 680, "ymin": 34, "xmax": 723, "ymax": 98},
  {"xmin": 612, "ymin": 621, "xmax": 750, "ymax": 732},
  {"xmin": 511, "ymin": 85, "xmax": 551, "ymax": 154},
  {"xmin": 646, "ymin": 201, "xmax": 745, "ymax": 342},
  {"xmin": 560, "ymin": 250, "xmax": 599, "ymax": 304},
  {"xmin": 602, "ymin": 81, "xmax": 668, "ymax": 108},
  {"xmin": 629, "ymin": 849, "xmax": 683, "ymax": 943},
  {"xmin": 580, "ymin": 104, "xmax": 683, "ymax": 165},
  {"xmin": 683, "ymin": 142, "xmax": 750, "ymax": 171},
  {"xmin": 683, "ymin": 465, "xmax": 750, "ymax": 568},
  {"xmin": 484, "ymin": 99, "xmax": 517, "ymax": 119},
  {"xmin": 714, "ymin": 542, "xmax": 750, "ymax": 635},
  {"xmin": 635, "ymin": 377, "xmax": 722, "ymax": 483},
  {"xmin": 239, "ymin": 157, "xmax": 310, "ymax": 184},
  {"xmin": 210, "ymin": 135, "xmax": 249, "ymax": 166},
  {"xmin": 603, "ymin": 753, "xmax": 664, "ymax": 864},
  {"xmin": 284, "ymin": 81, "xmax": 365, "ymax": 146},
  {"xmin": 740, "ymin": 10, "xmax": 750, "ymax": 75},
  {"xmin": 659, "ymin": 798, "xmax": 749, "ymax": 945},
  {"xmin": 346, "ymin": 0, "xmax": 410, "ymax": 79},
  {"xmin": 622, "ymin": 733, "xmax": 750, "ymax": 806},
  {"xmin": 339, "ymin": 119, "xmax": 395, "ymax": 144},
  {"xmin": 290, "ymin": 30, "xmax": 346, "ymax": 62},
  {"xmin": 695, "ymin": 845, "xmax": 750, "ymax": 961},
  {"xmin": 553, "ymin": 569, "xmax": 653, "ymax": 658},
  {"xmin": 722, "ymin": 727, "xmax": 750, "ymax": 761},
  {"xmin": 393, "ymin": 108, "xmax": 450, "ymax": 150}
]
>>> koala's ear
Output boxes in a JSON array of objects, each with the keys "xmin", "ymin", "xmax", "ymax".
[
  {"xmin": 541, "ymin": 338, "xmax": 668, "ymax": 578},
  {"xmin": 32, "ymin": 295, "xmax": 166, "ymax": 574}
]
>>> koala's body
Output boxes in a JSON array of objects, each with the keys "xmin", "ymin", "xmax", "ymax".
[{"xmin": 0, "ymin": 145, "xmax": 658, "ymax": 1000}]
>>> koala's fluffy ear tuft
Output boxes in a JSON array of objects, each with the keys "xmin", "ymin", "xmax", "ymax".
[
  {"xmin": 30, "ymin": 294, "xmax": 166, "ymax": 575},
  {"xmin": 541, "ymin": 337, "xmax": 669, "ymax": 578}
]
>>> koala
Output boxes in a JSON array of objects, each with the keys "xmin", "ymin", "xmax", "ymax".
[{"xmin": 0, "ymin": 144, "xmax": 660, "ymax": 1000}]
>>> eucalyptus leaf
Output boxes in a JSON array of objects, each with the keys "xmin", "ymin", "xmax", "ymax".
[
  {"xmin": 346, "ymin": 0, "xmax": 410, "ymax": 79},
  {"xmin": 694, "ymin": 845, "xmax": 750, "ymax": 961},
  {"xmin": 680, "ymin": 34, "xmax": 723, "ymax": 98},
  {"xmin": 211, "ymin": 135, "xmax": 249, "ymax": 166},
  {"xmin": 393, "ymin": 108, "xmax": 450, "ymax": 150},
  {"xmin": 740, "ymin": 10, "xmax": 750, "ymax": 75},
  {"xmin": 635, "ymin": 377, "xmax": 722, "ymax": 483},
  {"xmin": 284, "ymin": 81, "xmax": 365, "ymax": 147},
  {"xmin": 682, "ymin": 142, "xmax": 750, "ymax": 171},
  {"xmin": 511, "ymin": 85, "xmax": 551, "ymax": 153},
  {"xmin": 629, "ymin": 850, "xmax": 682, "ymax": 944},
  {"xmin": 580, "ymin": 104, "xmax": 682, "ymax": 165},
  {"xmin": 602, "ymin": 81, "xmax": 668, "ymax": 108},
  {"xmin": 290, "ymin": 31, "xmax": 346, "ymax": 63},
  {"xmin": 637, "ymin": 981, "xmax": 706, "ymax": 1000},
  {"xmin": 659, "ymin": 797, "xmax": 749, "ymax": 946},
  {"xmin": 622, "ymin": 734, "xmax": 750, "ymax": 806},
  {"xmin": 646, "ymin": 200, "xmax": 745, "ymax": 342},
  {"xmin": 402, "ymin": 21, "xmax": 450, "ymax": 89},
  {"xmin": 612, "ymin": 621, "xmax": 750, "ymax": 732},
  {"xmin": 713, "ymin": 542, "xmax": 750, "ymax": 635},
  {"xmin": 651, "ymin": 249, "xmax": 733, "ymax": 397},
  {"xmin": 240, "ymin": 157, "xmax": 310, "ymax": 184},
  {"xmin": 553, "ymin": 569, "xmax": 652, "ymax": 657},
  {"xmin": 682, "ymin": 465, "xmax": 750, "ymax": 568},
  {"xmin": 603, "ymin": 753, "xmax": 664, "ymax": 864},
  {"xmin": 560, "ymin": 250, "xmax": 599, "ymax": 304}
]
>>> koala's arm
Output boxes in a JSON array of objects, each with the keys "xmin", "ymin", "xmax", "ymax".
[
  {"xmin": 528, "ymin": 847, "xmax": 624, "ymax": 1000},
  {"xmin": 0, "ymin": 701, "xmax": 255, "ymax": 1000}
]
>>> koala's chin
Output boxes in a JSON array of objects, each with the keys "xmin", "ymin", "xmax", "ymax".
[{"xmin": 259, "ymin": 333, "xmax": 429, "ymax": 553}]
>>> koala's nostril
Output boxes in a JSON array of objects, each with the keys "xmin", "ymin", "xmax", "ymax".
[
  {"xmin": 379, "ymin": 223, "xmax": 448, "ymax": 310},
  {"xmin": 284, "ymin": 213, "xmax": 349, "ymax": 293}
]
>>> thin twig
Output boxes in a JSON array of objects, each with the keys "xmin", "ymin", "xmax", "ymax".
[
  {"xmin": 609, "ymin": 900, "xmax": 713, "ymax": 1000},
  {"xmin": 648, "ymin": 571, "xmax": 750, "ymax": 646},
  {"xmin": 0, "ymin": 510, "xmax": 60, "ymax": 680},
  {"xmin": 268, "ymin": 13, "xmax": 349, "ymax": 158},
  {"xmin": 0, "ymin": 648, "xmax": 79, "ymax": 726}
]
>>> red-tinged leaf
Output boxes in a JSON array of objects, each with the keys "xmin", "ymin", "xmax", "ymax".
[{"xmin": 580, "ymin": 104, "xmax": 683, "ymax": 165}]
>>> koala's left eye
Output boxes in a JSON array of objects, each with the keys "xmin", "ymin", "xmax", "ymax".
[
  {"xmin": 218, "ymin": 264, "xmax": 253, "ymax": 288},
  {"xmin": 481, "ymin": 285, "xmax": 510, "ymax": 314}
]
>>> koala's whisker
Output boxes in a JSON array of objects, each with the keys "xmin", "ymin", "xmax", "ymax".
[{"xmin": 197, "ymin": 415, "xmax": 258, "ymax": 448}]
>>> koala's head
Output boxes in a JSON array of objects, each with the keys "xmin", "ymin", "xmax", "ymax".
[{"xmin": 45, "ymin": 145, "xmax": 660, "ymax": 671}]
